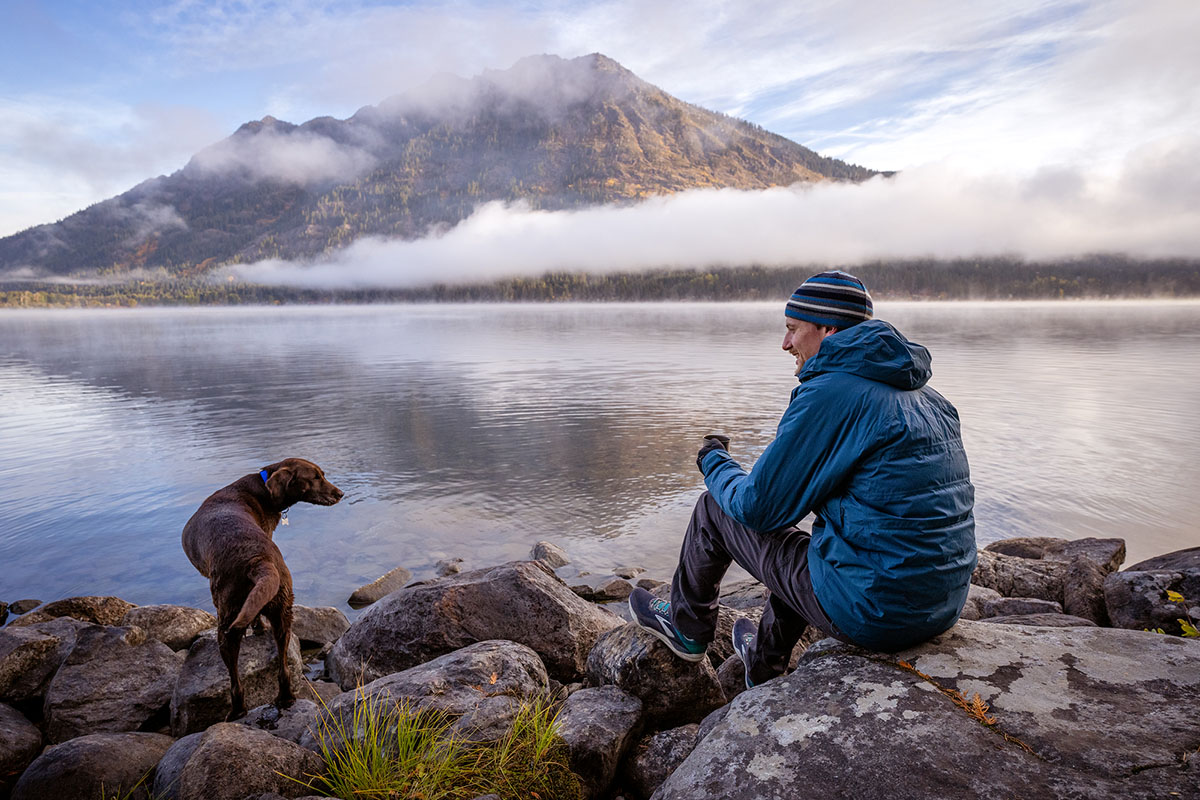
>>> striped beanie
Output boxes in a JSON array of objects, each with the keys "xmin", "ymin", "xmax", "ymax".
[{"xmin": 785, "ymin": 270, "xmax": 874, "ymax": 329}]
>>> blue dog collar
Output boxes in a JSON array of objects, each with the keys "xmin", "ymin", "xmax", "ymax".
[{"xmin": 260, "ymin": 469, "xmax": 269, "ymax": 483}]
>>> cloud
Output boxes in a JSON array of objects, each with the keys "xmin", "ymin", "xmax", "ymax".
[
  {"xmin": 186, "ymin": 127, "xmax": 378, "ymax": 185},
  {"xmin": 235, "ymin": 131, "xmax": 1200, "ymax": 289}
]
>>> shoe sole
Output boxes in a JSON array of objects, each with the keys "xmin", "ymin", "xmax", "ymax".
[{"xmin": 628, "ymin": 596, "xmax": 707, "ymax": 662}]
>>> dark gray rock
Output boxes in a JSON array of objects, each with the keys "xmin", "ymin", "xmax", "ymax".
[
  {"xmin": 10, "ymin": 600, "xmax": 41, "ymax": 615},
  {"xmin": 291, "ymin": 605, "xmax": 350, "ymax": 648},
  {"xmin": 530, "ymin": 540, "xmax": 570, "ymax": 568},
  {"xmin": 11, "ymin": 732, "xmax": 173, "ymax": 800},
  {"xmin": 347, "ymin": 565, "xmax": 412, "ymax": 609},
  {"xmin": 985, "ymin": 536, "xmax": 1126, "ymax": 573},
  {"xmin": 653, "ymin": 620, "xmax": 1200, "ymax": 800},
  {"xmin": 717, "ymin": 579, "xmax": 769, "ymax": 610},
  {"xmin": 972, "ymin": 549, "xmax": 1063, "ymax": 602},
  {"xmin": 1128, "ymin": 546, "xmax": 1200, "ymax": 572},
  {"xmin": 0, "ymin": 702, "xmax": 41, "ymax": 796},
  {"xmin": 715, "ymin": 655, "xmax": 749, "ymax": 702},
  {"xmin": 556, "ymin": 686, "xmax": 643, "ymax": 800},
  {"xmin": 307, "ymin": 640, "xmax": 549, "ymax": 750},
  {"xmin": 122, "ymin": 604, "xmax": 216, "ymax": 651},
  {"xmin": 635, "ymin": 577, "xmax": 667, "ymax": 592},
  {"xmin": 237, "ymin": 699, "xmax": 321, "ymax": 744},
  {"xmin": 979, "ymin": 613, "xmax": 1099, "ymax": 627},
  {"xmin": 151, "ymin": 731, "xmax": 203, "ymax": 800},
  {"xmin": 170, "ymin": 629, "xmax": 304, "ymax": 736},
  {"xmin": 623, "ymin": 723, "xmax": 699, "ymax": 800},
  {"xmin": 592, "ymin": 576, "xmax": 633, "ymax": 602},
  {"xmin": 43, "ymin": 624, "xmax": 182, "ymax": 743},
  {"xmin": 172, "ymin": 722, "xmax": 325, "ymax": 800},
  {"xmin": 980, "ymin": 596, "xmax": 1063, "ymax": 618},
  {"xmin": 7, "ymin": 596, "xmax": 136, "ymax": 628},
  {"xmin": 328, "ymin": 560, "xmax": 621, "ymax": 688},
  {"xmin": 435, "ymin": 557, "xmax": 465, "ymax": 577},
  {"xmin": 613, "ymin": 565, "xmax": 646, "ymax": 579},
  {"xmin": 585, "ymin": 624, "xmax": 724, "ymax": 728},
  {"xmin": 0, "ymin": 626, "xmax": 62, "ymax": 702},
  {"xmin": 0, "ymin": 601, "xmax": 7, "ymax": 627},
  {"xmin": 1061, "ymin": 555, "xmax": 1111, "ymax": 625},
  {"xmin": 959, "ymin": 584, "xmax": 1002, "ymax": 621},
  {"xmin": 1104, "ymin": 568, "xmax": 1200, "ymax": 635}
]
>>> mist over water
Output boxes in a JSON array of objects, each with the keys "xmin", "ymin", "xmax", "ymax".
[{"xmin": 1, "ymin": 301, "xmax": 1197, "ymax": 615}]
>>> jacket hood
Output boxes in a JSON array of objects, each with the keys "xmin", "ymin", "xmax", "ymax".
[{"xmin": 800, "ymin": 319, "xmax": 931, "ymax": 390}]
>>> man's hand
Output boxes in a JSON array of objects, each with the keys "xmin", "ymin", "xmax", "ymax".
[{"xmin": 696, "ymin": 434, "xmax": 730, "ymax": 474}]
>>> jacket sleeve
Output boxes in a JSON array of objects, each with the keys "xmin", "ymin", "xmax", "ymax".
[{"xmin": 702, "ymin": 376, "xmax": 875, "ymax": 532}]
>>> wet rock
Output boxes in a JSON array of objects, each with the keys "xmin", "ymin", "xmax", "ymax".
[
  {"xmin": 980, "ymin": 596, "xmax": 1063, "ymax": 617},
  {"xmin": 44, "ymin": 624, "xmax": 182, "ymax": 743},
  {"xmin": 1, "ymin": 702, "xmax": 41, "ymax": 796},
  {"xmin": 11, "ymin": 732, "xmax": 173, "ymax": 800},
  {"xmin": 435, "ymin": 557, "xmax": 465, "ymax": 577},
  {"xmin": 170, "ymin": 630, "xmax": 304, "ymax": 736},
  {"xmin": 592, "ymin": 576, "xmax": 633, "ymax": 602},
  {"xmin": 622, "ymin": 723, "xmax": 700, "ymax": 800},
  {"xmin": 291, "ymin": 605, "xmax": 350, "ymax": 648},
  {"xmin": 10, "ymin": 600, "xmax": 41, "ymax": 615},
  {"xmin": 122, "ymin": 604, "xmax": 216, "ymax": 651},
  {"xmin": 959, "ymin": 584, "xmax": 1002, "ymax": 621},
  {"xmin": 980, "ymin": 613, "xmax": 1099, "ymax": 627},
  {"xmin": 654, "ymin": 620, "xmax": 1200, "ymax": 799},
  {"xmin": 530, "ymin": 540, "xmax": 570, "ymax": 568},
  {"xmin": 170, "ymin": 722, "xmax": 324, "ymax": 800},
  {"xmin": 238, "ymin": 699, "xmax": 321, "ymax": 744},
  {"xmin": 985, "ymin": 536, "xmax": 1126, "ymax": 573},
  {"xmin": 308, "ymin": 640, "xmax": 549, "ymax": 750},
  {"xmin": 0, "ymin": 626, "xmax": 62, "ymax": 702},
  {"xmin": 585, "ymin": 624, "xmax": 724, "ymax": 728},
  {"xmin": 971, "ymin": 549, "xmax": 1063, "ymax": 602},
  {"xmin": 1103, "ymin": 568, "xmax": 1200, "ymax": 636},
  {"xmin": 7, "ymin": 596, "xmax": 135, "ymax": 628},
  {"xmin": 613, "ymin": 565, "xmax": 646, "ymax": 579},
  {"xmin": 555, "ymin": 686, "xmax": 643, "ymax": 800},
  {"xmin": 1127, "ymin": 546, "xmax": 1200, "ymax": 572},
  {"xmin": 347, "ymin": 565, "xmax": 412, "ymax": 609},
  {"xmin": 328, "ymin": 560, "xmax": 621, "ymax": 687}
]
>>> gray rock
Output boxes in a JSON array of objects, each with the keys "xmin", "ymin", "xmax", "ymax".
[
  {"xmin": 435, "ymin": 557, "xmax": 465, "ymax": 577},
  {"xmin": 238, "ymin": 699, "xmax": 321, "ymax": 744},
  {"xmin": 530, "ymin": 540, "xmax": 570, "ymax": 568},
  {"xmin": 308, "ymin": 680, "xmax": 342, "ymax": 705},
  {"xmin": 985, "ymin": 536, "xmax": 1126, "ymax": 573},
  {"xmin": 972, "ymin": 549, "xmax": 1064, "ymax": 602},
  {"xmin": 1128, "ymin": 546, "xmax": 1200, "ymax": 572},
  {"xmin": 623, "ymin": 724, "xmax": 700, "ymax": 800},
  {"xmin": 715, "ymin": 655, "xmax": 749, "ymax": 702},
  {"xmin": 328, "ymin": 560, "xmax": 621, "ymax": 688},
  {"xmin": 980, "ymin": 596, "xmax": 1063, "ymax": 618},
  {"xmin": 1061, "ymin": 555, "xmax": 1111, "ymax": 625},
  {"xmin": 0, "ymin": 626, "xmax": 62, "ymax": 702},
  {"xmin": 613, "ymin": 565, "xmax": 646, "ymax": 579},
  {"xmin": 122, "ymin": 604, "xmax": 216, "ymax": 651},
  {"xmin": 173, "ymin": 722, "xmax": 325, "ymax": 800},
  {"xmin": 592, "ymin": 576, "xmax": 633, "ymax": 602},
  {"xmin": 635, "ymin": 577, "xmax": 667, "ymax": 592},
  {"xmin": 10, "ymin": 600, "xmax": 42, "ymax": 615},
  {"xmin": 11, "ymin": 732, "xmax": 173, "ymax": 800},
  {"xmin": 959, "ymin": 584, "xmax": 1002, "ymax": 621},
  {"xmin": 307, "ymin": 640, "xmax": 550, "ymax": 750},
  {"xmin": 1104, "ymin": 568, "xmax": 1200, "ymax": 635},
  {"xmin": 717, "ymin": 579, "xmax": 769, "ymax": 610},
  {"xmin": 171, "ymin": 629, "xmax": 304, "ymax": 736},
  {"xmin": 556, "ymin": 686, "xmax": 643, "ymax": 800},
  {"xmin": 151, "ymin": 731, "xmax": 204, "ymax": 800},
  {"xmin": 0, "ymin": 702, "xmax": 41, "ymax": 795},
  {"xmin": 980, "ymin": 613, "xmax": 1099, "ymax": 627},
  {"xmin": 585, "ymin": 624, "xmax": 724, "ymax": 727},
  {"xmin": 43, "ymin": 624, "xmax": 182, "ymax": 743},
  {"xmin": 654, "ymin": 620, "xmax": 1200, "ymax": 799},
  {"xmin": 7, "ymin": 595, "xmax": 136, "ymax": 628},
  {"xmin": 347, "ymin": 565, "xmax": 412, "ymax": 609},
  {"xmin": 291, "ymin": 605, "xmax": 350, "ymax": 648}
]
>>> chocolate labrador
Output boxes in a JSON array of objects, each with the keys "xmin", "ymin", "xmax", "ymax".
[{"xmin": 182, "ymin": 458, "xmax": 343, "ymax": 720}]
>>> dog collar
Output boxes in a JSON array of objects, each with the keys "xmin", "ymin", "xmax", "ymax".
[
  {"xmin": 261, "ymin": 468, "xmax": 289, "ymax": 525},
  {"xmin": 260, "ymin": 469, "xmax": 269, "ymax": 483}
]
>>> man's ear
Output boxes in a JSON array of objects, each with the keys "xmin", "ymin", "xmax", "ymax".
[{"xmin": 266, "ymin": 467, "xmax": 294, "ymax": 504}]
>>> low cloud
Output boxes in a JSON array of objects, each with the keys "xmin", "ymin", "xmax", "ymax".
[
  {"xmin": 235, "ymin": 134, "xmax": 1200, "ymax": 289},
  {"xmin": 187, "ymin": 128, "xmax": 378, "ymax": 185}
]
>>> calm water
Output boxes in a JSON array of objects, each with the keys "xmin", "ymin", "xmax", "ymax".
[{"xmin": 2, "ymin": 301, "xmax": 1198, "ymax": 616}]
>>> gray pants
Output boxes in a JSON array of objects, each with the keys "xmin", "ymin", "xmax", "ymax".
[{"xmin": 670, "ymin": 492, "xmax": 853, "ymax": 685}]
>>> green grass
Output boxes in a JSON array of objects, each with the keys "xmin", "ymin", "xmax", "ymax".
[{"xmin": 298, "ymin": 686, "xmax": 582, "ymax": 800}]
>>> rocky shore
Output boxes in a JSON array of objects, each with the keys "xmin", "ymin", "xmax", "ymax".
[{"xmin": 2, "ymin": 537, "xmax": 1198, "ymax": 799}]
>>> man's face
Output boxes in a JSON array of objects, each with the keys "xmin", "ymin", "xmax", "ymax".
[{"xmin": 782, "ymin": 317, "xmax": 837, "ymax": 375}]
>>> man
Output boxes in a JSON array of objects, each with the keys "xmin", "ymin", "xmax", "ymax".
[{"xmin": 629, "ymin": 270, "xmax": 976, "ymax": 687}]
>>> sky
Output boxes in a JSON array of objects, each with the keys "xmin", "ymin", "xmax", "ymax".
[{"xmin": 2, "ymin": 0, "xmax": 1199, "ymax": 281}]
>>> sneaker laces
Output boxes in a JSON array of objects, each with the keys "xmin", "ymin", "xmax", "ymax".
[{"xmin": 650, "ymin": 597, "xmax": 671, "ymax": 616}]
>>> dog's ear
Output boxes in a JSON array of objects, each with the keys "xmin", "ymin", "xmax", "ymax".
[{"xmin": 266, "ymin": 466, "xmax": 294, "ymax": 504}]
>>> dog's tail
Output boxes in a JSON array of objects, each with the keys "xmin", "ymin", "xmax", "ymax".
[{"xmin": 231, "ymin": 561, "xmax": 281, "ymax": 630}]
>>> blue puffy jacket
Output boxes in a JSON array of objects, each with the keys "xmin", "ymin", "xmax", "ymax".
[{"xmin": 701, "ymin": 319, "xmax": 976, "ymax": 650}]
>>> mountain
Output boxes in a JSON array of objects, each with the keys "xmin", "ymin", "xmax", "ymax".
[{"xmin": 0, "ymin": 53, "xmax": 881, "ymax": 279}]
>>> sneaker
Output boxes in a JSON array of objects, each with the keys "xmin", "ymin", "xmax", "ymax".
[
  {"xmin": 627, "ymin": 587, "xmax": 707, "ymax": 662},
  {"xmin": 731, "ymin": 616, "xmax": 757, "ymax": 688}
]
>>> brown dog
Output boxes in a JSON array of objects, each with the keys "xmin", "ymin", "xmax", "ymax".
[{"xmin": 182, "ymin": 458, "xmax": 343, "ymax": 720}]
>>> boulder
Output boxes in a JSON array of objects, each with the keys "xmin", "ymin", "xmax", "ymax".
[
  {"xmin": 121, "ymin": 605, "xmax": 216, "ymax": 651},
  {"xmin": 435, "ymin": 557, "xmax": 465, "ymax": 577},
  {"xmin": 1103, "ymin": 568, "xmax": 1200, "ymax": 635},
  {"xmin": 980, "ymin": 596, "xmax": 1063, "ymax": 618},
  {"xmin": 11, "ymin": 732, "xmax": 173, "ymax": 800},
  {"xmin": 613, "ymin": 565, "xmax": 646, "ymax": 579},
  {"xmin": 171, "ymin": 630, "xmax": 304, "ymax": 736},
  {"xmin": 585, "ymin": 624, "xmax": 724, "ymax": 728},
  {"xmin": 327, "ymin": 560, "xmax": 621, "ymax": 687},
  {"xmin": 980, "ymin": 613, "xmax": 1099, "ymax": 627},
  {"xmin": 635, "ymin": 577, "xmax": 667, "ymax": 592},
  {"xmin": 171, "ymin": 722, "xmax": 325, "ymax": 800},
  {"xmin": 622, "ymin": 723, "xmax": 700, "ymax": 800},
  {"xmin": 530, "ymin": 540, "xmax": 570, "ymax": 568},
  {"xmin": 0, "ymin": 626, "xmax": 62, "ymax": 702},
  {"xmin": 971, "ymin": 549, "xmax": 1063, "ymax": 602},
  {"xmin": 347, "ymin": 565, "xmax": 412, "ymax": 609},
  {"xmin": 43, "ymin": 624, "xmax": 182, "ymax": 743},
  {"xmin": 555, "ymin": 686, "xmax": 643, "ymax": 800},
  {"xmin": 958, "ymin": 584, "xmax": 1002, "ymax": 621},
  {"xmin": 10, "ymin": 600, "xmax": 41, "ymax": 615},
  {"xmin": 1061, "ymin": 555, "xmax": 1112, "ymax": 625},
  {"xmin": 7, "ymin": 596, "xmax": 135, "ymax": 628},
  {"xmin": 307, "ymin": 640, "xmax": 549, "ymax": 750},
  {"xmin": 1127, "ymin": 546, "xmax": 1200, "ymax": 572},
  {"xmin": 591, "ymin": 576, "xmax": 633, "ymax": 602},
  {"xmin": 151, "ymin": 731, "xmax": 203, "ymax": 800},
  {"xmin": 985, "ymin": 536, "xmax": 1126, "ymax": 573},
  {"xmin": 715, "ymin": 655, "xmax": 749, "ymax": 702},
  {"xmin": 237, "ymin": 699, "xmax": 321, "ymax": 744},
  {"xmin": 0, "ymin": 703, "xmax": 41, "ymax": 795},
  {"xmin": 654, "ymin": 620, "xmax": 1200, "ymax": 799},
  {"xmin": 291, "ymin": 606, "xmax": 350, "ymax": 648}
]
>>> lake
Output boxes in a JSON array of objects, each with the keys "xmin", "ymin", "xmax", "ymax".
[{"xmin": 2, "ymin": 301, "xmax": 1198, "ymax": 616}]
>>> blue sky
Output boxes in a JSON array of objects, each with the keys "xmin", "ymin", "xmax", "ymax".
[{"xmin": 2, "ymin": 0, "xmax": 1199, "ymax": 249}]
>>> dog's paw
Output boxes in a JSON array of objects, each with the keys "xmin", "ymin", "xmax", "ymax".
[
  {"xmin": 274, "ymin": 692, "xmax": 296, "ymax": 711},
  {"xmin": 226, "ymin": 702, "xmax": 248, "ymax": 722}
]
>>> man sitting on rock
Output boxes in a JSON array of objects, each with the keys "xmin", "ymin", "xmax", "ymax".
[{"xmin": 629, "ymin": 270, "xmax": 977, "ymax": 687}]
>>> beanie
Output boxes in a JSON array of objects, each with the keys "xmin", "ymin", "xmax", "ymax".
[{"xmin": 785, "ymin": 270, "xmax": 873, "ymax": 329}]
